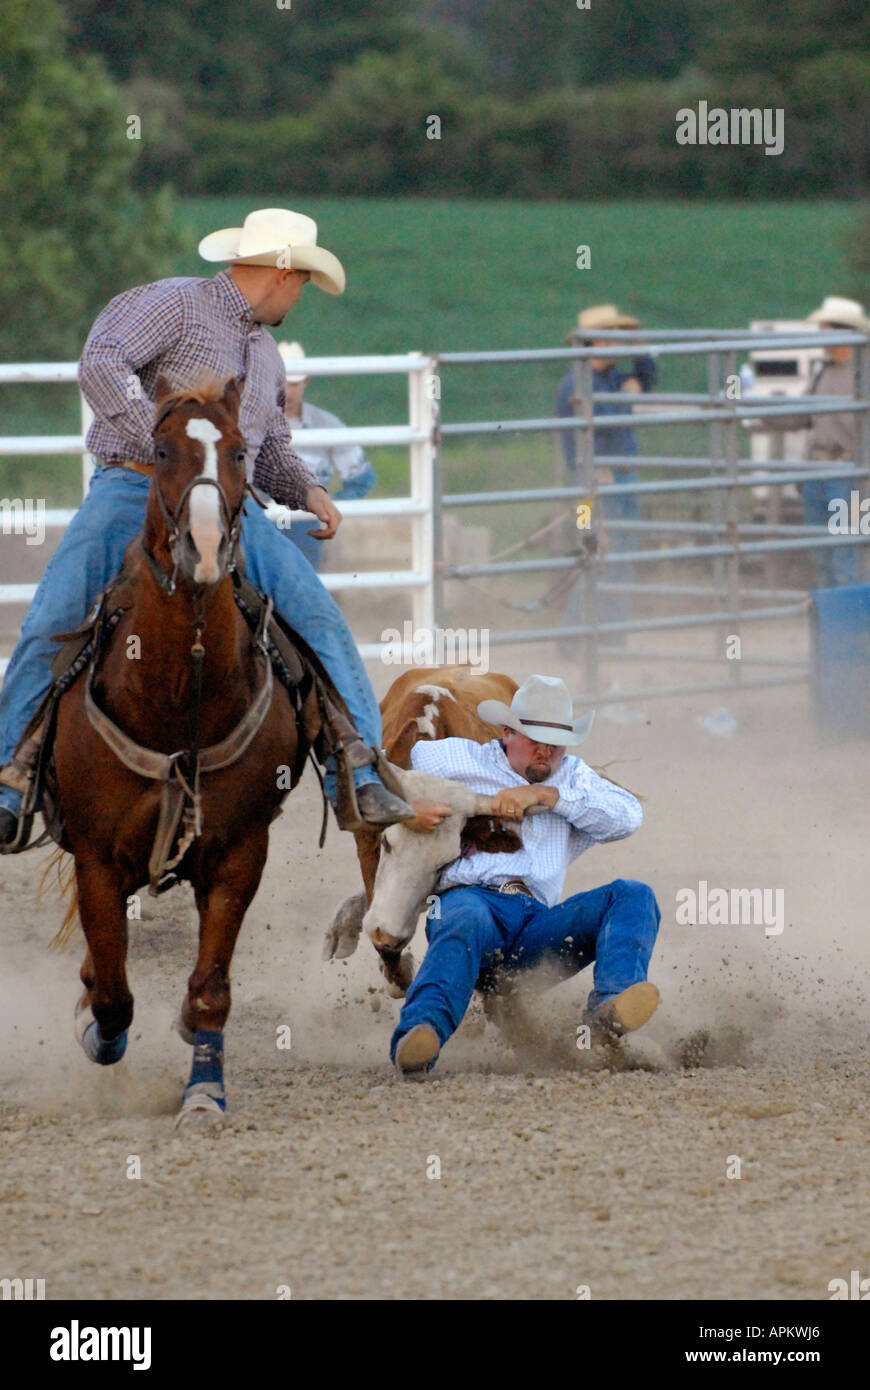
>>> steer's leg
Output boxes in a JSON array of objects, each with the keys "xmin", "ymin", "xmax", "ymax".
[
  {"xmin": 376, "ymin": 945, "xmax": 416, "ymax": 998},
  {"xmin": 177, "ymin": 830, "xmax": 269, "ymax": 1128},
  {"xmin": 74, "ymin": 859, "xmax": 133, "ymax": 1065}
]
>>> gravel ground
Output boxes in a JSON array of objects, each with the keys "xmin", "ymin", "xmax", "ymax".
[{"xmin": 1, "ymin": 644, "xmax": 869, "ymax": 1301}]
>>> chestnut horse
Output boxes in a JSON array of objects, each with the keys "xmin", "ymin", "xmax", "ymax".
[{"xmin": 53, "ymin": 375, "xmax": 314, "ymax": 1127}]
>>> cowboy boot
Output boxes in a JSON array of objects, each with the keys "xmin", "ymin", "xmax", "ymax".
[
  {"xmin": 312, "ymin": 688, "xmax": 413, "ymax": 831},
  {"xmin": 0, "ymin": 728, "xmax": 42, "ymax": 852}
]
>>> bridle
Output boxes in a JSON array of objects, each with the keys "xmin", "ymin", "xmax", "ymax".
[
  {"xmin": 83, "ymin": 405, "xmax": 276, "ymax": 894},
  {"xmin": 141, "ymin": 442, "xmax": 247, "ymax": 599}
]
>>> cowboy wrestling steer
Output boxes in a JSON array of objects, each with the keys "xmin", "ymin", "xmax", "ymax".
[
  {"xmin": 386, "ymin": 674, "xmax": 662, "ymax": 1077},
  {"xmin": 323, "ymin": 666, "xmax": 519, "ymax": 989}
]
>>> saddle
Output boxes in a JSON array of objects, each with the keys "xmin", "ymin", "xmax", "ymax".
[{"xmin": 2, "ymin": 558, "xmax": 372, "ymax": 874}]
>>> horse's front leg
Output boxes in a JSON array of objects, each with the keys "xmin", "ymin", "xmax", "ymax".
[
  {"xmin": 177, "ymin": 831, "xmax": 269, "ymax": 1128},
  {"xmin": 74, "ymin": 860, "xmax": 133, "ymax": 1066}
]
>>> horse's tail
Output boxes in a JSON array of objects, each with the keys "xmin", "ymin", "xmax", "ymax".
[{"xmin": 37, "ymin": 847, "xmax": 81, "ymax": 950}]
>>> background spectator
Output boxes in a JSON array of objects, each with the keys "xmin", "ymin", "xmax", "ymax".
[{"xmin": 278, "ymin": 341, "xmax": 377, "ymax": 570}]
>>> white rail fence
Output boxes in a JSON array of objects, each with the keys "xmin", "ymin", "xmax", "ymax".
[
  {"xmin": 0, "ymin": 354, "xmax": 437, "ymax": 673},
  {"xmin": 2, "ymin": 330, "xmax": 868, "ymax": 702}
]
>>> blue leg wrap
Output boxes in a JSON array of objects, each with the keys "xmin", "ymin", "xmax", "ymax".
[
  {"xmin": 182, "ymin": 1029, "xmax": 226, "ymax": 1111},
  {"xmin": 78, "ymin": 1014, "xmax": 128, "ymax": 1066}
]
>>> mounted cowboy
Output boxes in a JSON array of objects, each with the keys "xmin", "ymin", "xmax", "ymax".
[{"xmin": 0, "ymin": 207, "xmax": 414, "ymax": 850}]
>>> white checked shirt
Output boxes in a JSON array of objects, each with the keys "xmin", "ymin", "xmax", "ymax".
[
  {"xmin": 285, "ymin": 400, "xmax": 374, "ymax": 493},
  {"xmin": 410, "ymin": 737, "xmax": 642, "ymax": 908}
]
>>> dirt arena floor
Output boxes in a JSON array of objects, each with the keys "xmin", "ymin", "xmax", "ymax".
[{"xmin": 2, "ymin": 595, "xmax": 869, "ymax": 1303}]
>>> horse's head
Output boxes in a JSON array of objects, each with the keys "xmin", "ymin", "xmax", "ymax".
[{"xmin": 149, "ymin": 375, "xmax": 247, "ymax": 589}]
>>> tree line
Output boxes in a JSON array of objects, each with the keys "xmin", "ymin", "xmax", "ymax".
[
  {"xmin": 65, "ymin": 0, "xmax": 868, "ymax": 199},
  {"xmin": 1, "ymin": 0, "xmax": 867, "ymax": 364}
]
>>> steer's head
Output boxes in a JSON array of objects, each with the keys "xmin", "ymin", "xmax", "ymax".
[{"xmin": 362, "ymin": 766, "xmax": 524, "ymax": 950}]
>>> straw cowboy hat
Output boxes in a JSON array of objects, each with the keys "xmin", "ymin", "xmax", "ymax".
[
  {"xmin": 806, "ymin": 296, "xmax": 870, "ymax": 333},
  {"xmin": 565, "ymin": 303, "xmax": 641, "ymax": 342},
  {"xmin": 198, "ymin": 208, "xmax": 346, "ymax": 295},
  {"xmin": 478, "ymin": 674, "xmax": 595, "ymax": 746},
  {"xmin": 278, "ymin": 341, "xmax": 309, "ymax": 384}
]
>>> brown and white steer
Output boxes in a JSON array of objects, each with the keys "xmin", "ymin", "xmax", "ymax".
[
  {"xmin": 361, "ymin": 764, "xmax": 526, "ymax": 953},
  {"xmin": 323, "ymin": 666, "xmax": 519, "ymax": 992}
]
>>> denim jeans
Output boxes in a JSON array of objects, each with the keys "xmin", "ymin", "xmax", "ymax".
[
  {"xmin": 800, "ymin": 478, "xmax": 860, "ymax": 588},
  {"xmin": 565, "ymin": 469, "xmax": 640, "ymax": 642},
  {"xmin": 0, "ymin": 466, "xmax": 380, "ymax": 812},
  {"xmin": 281, "ymin": 518, "xmax": 323, "ymax": 572},
  {"xmin": 390, "ymin": 878, "xmax": 660, "ymax": 1060}
]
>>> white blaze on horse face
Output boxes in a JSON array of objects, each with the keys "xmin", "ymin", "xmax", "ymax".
[{"xmin": 185, "ymin": 416, "xmax": 224, "ymax": 582}]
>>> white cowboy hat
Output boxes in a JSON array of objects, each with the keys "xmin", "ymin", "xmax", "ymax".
[
  {"xmin": 278, "ymin": 341, "xmax": 309, "ymax": 384},
  {"xmin": 478, "ymin": 674, "xmax": 595, "ymax": 746},
  {"xmin": 198, "ymin": 208, "xmax": 346, "ymax": 295},
  {"xmin": 806, "ymin": 296, "xmax": 870, "ymax": 334}
]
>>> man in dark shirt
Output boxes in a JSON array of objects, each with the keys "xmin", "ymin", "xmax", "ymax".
[
  {"xmin": 0, "ymin": 208, "xmax": 413, "ymax": 847},
  {"xmin": 556, "ymin": 304, "xmax": 657, "ymax": 642}
]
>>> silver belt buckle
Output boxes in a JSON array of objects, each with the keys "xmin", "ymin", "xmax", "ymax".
[{"xmin": 499, "ymin": 878, "xmax": 530, "ymax": 897}]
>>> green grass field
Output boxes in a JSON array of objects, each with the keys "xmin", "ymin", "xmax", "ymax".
[{"xmin": 1, "ymin": 198, "xmax": 859, "ymax": 506}]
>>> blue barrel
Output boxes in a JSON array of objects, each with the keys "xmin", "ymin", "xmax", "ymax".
[{"xmin": 810, "ymin": 583, "xmax": 870, "ymax": 738}]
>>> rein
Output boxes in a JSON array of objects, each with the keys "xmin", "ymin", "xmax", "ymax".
[
  {"xmin": 141, "ymin": 467, "xmax": 247, "ymax": 597},
  {"xmin": 85, "ymin": 429, "xmax": 275, "ymax": 895}
]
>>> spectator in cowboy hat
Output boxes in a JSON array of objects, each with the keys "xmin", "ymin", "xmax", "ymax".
[
  {"xmin": 275, "ymin": 341, "xmax": 377, "ymax": 571},
  {"xmin": 763, "ymin": 296, "xmax": 870, "ymax": 588},
  {"xmin": 391, "ymin": 673, "xmax": 660, "ymax": 1076},
  {"xmin": 556, "ymin": 304, "xmax": 658, "ymax": 646}
]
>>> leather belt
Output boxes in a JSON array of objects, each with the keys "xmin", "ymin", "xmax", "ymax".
[
  {"xmin": 496, "ymin": 878, "xmax": 534, "ymax": 897},
  {"xmin": 102, "ymin": 459, "xmax": 154, "ymax": 478}
]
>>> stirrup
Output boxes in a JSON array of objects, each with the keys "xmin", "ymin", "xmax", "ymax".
[
  {"xmin": 0, "ymin": 777, "xmax": 38, "ymax": 855},
  {"xmin": 332, "ymin": 749, "xmax": 365, "ymax": 832}
]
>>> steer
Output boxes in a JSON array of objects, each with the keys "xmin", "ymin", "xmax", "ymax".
[
  {"xmin": 362, "ymin": 764, "xmax": 525, "ymax": 955},
  {"xmin": 324, "ymin": 666, "xmax": 519, "ymax": 992}
]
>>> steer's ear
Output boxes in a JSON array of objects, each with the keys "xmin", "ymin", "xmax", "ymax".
[{"xmin": 460, "ymin": 815, "xmax": 524, "ymax": 857}]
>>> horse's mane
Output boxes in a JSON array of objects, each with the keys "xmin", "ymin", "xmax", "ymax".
[{"xmin": 155, "ymin": 375, "xmax": 233, "ymax": 428}]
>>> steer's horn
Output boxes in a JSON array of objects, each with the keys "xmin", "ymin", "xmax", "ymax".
[{"xmin": 373, "ymin": 752, "xmax": 408, "ymax": 800}]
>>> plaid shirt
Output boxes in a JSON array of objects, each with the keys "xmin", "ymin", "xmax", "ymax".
[
  {"xmin": 78, "ymin": 270, "xmax": 318, "ymax": 509},
  {"xmin": 410, "ymin": 737, "xmax": 643, "ymax": 907}
]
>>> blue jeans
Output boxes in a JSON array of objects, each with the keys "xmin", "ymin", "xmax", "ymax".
[
  {"xmin": 282, "ymin": 518, "xmax": 323, "ymax": 572},
  {"xmin": 801, "ymin": 478, "xmax": 860, "ymax": 588},
  {"xmin": 390, "ymin": 878, "xmax": 660, "ymax": 1061},
  {"xmin": 0, "ymin": 466, "xmax": 380, "ymax": 812},
  {"xmin": 565, "ymin": 469, "xmax": 640, "ymax": 641}
]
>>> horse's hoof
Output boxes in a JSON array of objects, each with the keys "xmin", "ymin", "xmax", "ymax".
[
  {"xmin": 174, "ymin": 1010, "xmax": 195, "ymax": 1046},
  {"xmin": 74, "ymin": 1002, "xmax": 128, "ymax": 1066},
  {"xmin": 324, "ymin": 892, "xmax": 365, "ymax": 960},
  {"xmin": 175, "ymin": 1087, "xmax": 226, "ymax": 1131}
]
